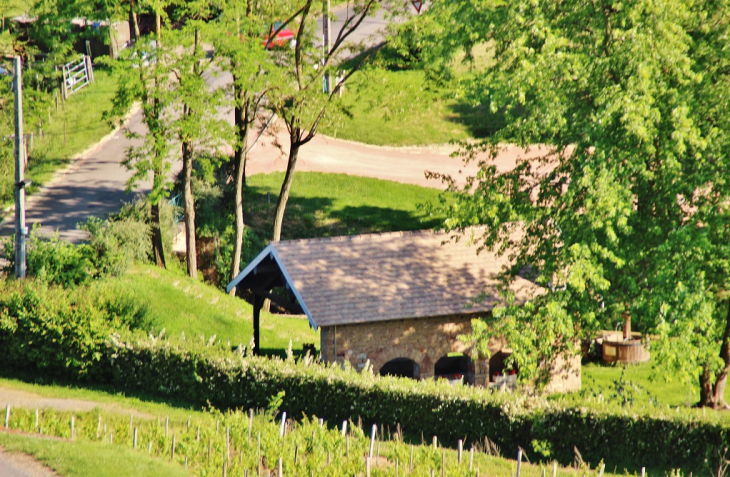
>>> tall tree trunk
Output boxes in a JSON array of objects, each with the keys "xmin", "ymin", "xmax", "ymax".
[
  {"xmin": 698, "ymin": 301, "xmax": 730, "ymax": 408},
  {"xmin": 272, "ymin": 134, "xmax": 300, "ymax": 242},
  {"xmin": 150, "ymin": 201, "xmax": 166, "ymax": 268},
  {"xmin": 182, "ymin": 136, "xmax": 197, "ymax": 278},
  {"xmin": 229, "ymin": 97, "xmax": 249, "ymax": 295},
  {"xmin": 129, "ymin": 0, "xmax": 140, "ymax": 40}
]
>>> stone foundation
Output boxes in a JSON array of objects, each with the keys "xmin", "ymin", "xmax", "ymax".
[{"xmin": 319, "ymin": 314, "xmax": 581, "ymax": 393}]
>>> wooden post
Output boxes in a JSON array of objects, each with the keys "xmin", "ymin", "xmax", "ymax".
[
  {"xmin": 134, "ymin": 428, "xmax": 138, "ymax": 449},
  {"xmin": 248, "ymin": 409, "xmax": 254, "ymax": 442},
  {"xmin": 470, "ymin": 447, "xmax": 474, "ymax": 471},
  {"xmin": 280, "ymin": 412, "xmax": 287, "ymax": 437},
  {"xmin": 410, "ymin": 444, "xmax": 414, "ymax": 471},
  {"xmin": 365, "ymin": 457, "xmax": 371, "ymax": 477},
  {"xmin": 61, "ymin": 66, "xmax": 68, "ymax": 100},
  {"xmin": 4, "ymin": 405, "xmax": 9, "ymax": 428},
  {"xmin": 110, "ymin": 432, "xmax": 113, "ymax": 444},
  {"xmin": 171, "ymin": 434, "xmax": 176, "ymax": 461},
  {"xmin": 196, "ymin": 425, "xmax": 201, "ymax": 441},
  {"xmin": 187, "ymin": 416, "xmax": 191, "ymax": 430},
  {"xmin": 226, "ymin": 426, "xmax": 231, "ymax": 462},
  {"xmin": 341, "ymin": 420, "xmax": 347, "ymax": 436},
  {"xmin": 35, "ymin": 409, "xmax": 39, "ymax": 430},
  {"xmin": 369, "ymin": 424, "xmax": 377, "ymax": 458},
  {"xmin": 458, "ymin": 440, "xmax": 463, "ymax": 464},
  {"xmin": 516, "ymin": 449, "xmax": 522, "ymax": 477},
  {"xmin": 253, "ymin": 294, "xmax": 263, "ymax": 355},
  {"xmin": 294, "ymin": 445, "xmax": 299, "ymax": 464},
  {"xmin": 552, "ymin": 461, "xmax": 557, "ymax": 477},
  {"xmin": 441, "ymin": 451, "xmax": 445, "ymax": 477},
  {"xmin": 148, "ymin": 442, "xmax": 152, "ymax": 454},
  {"xmin": 599, "ymin": 464, "xmax": 605, "ymax": 477},
  {"xmin": 165, "ymin": 416, "xmax": 169, "ymax": 436},
  {"xmin": 278, "ymin": 457, "xmax": 283, "ymax": 477},
  {"xmin": 641, "ymin": 468, "xmax": 645, "ymax": 477},
  {"xmin": 432, "ymin": 435, "xmax": 438, "ymax": 449},
  {"xmin": 70, "ymin": 416, "xmax": 75, "ymax": 440}
]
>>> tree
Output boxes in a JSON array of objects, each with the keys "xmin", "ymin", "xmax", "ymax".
[
  {"xmin": 213, "ymin": 0, "xmax": 279, "ymax": 292},
  {"xmin": 429, "ymin": 0, "xmax": 730, "ymax": 403},
  {"xmin": 268, "ymin": 0, "xmax": 391, "ymax": 242},
  {"xmin": 166, "ymin": 18, "xmax": 228, "ymax": 279},
  {"xmin": 109, "ymin": 38, "xmax": 174, "ymax": 268}
]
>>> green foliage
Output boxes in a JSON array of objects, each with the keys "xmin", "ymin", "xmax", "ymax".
[
  {"xmin": 0, "ymin": 279, "xmax": 149, "ymax": 380},
  {"xmin": 429, "ymin": 0, "xmax": 730, "ymax": 397},
  {"xmin": 79, "ymin": 199, "xmax": 153, "ymax": 277},
  {"xmin": 2, "ymin": 226, "xmax": 97, "ymax": 287}
]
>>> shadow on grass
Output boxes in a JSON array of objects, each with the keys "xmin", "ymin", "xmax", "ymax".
[{"xmin": 243, "ymin": 188, "xmax": 442, "ymax": 241}]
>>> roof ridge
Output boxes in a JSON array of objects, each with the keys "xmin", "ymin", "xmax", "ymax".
[{"xmin": 273, "ymin": 228, "xmax": 444, "ymax": 246}]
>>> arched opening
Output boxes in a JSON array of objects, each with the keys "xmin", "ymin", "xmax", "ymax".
[
  {"xmin": 434, "ymin": 354, "xmax": 475, "ymax": 385},
  {"xmin": 379, "ymin": 358, "xmax": 420, "ymax": 380},
  {"xmin": 489, "ymin": 349, "xmax": 518, "ymax": 384}
]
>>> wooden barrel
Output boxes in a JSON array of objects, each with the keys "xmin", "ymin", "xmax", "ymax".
[{"xmin": 602, "ymin": 338, "xmax": 650, "ymax": 364}]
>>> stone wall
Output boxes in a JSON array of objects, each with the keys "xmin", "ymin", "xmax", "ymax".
[{"xmin": 319, "ymin": 314, "xmax": 581, "ymax": 393}]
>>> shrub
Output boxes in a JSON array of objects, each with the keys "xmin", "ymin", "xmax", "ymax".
[
  {"xmin": 102, "ymin": 337, "xmax": 730, "ymax": 473},
  {"xmin": 1, "ymin": 227, "xmax": 98, "ymax": 287},
  {"xmin": 0, "ymin": 280, "xmax": 149, "ymax": 380}
]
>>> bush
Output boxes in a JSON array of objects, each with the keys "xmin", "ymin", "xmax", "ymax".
[
  {"xmin": 1, "ymin": 227, "xmax": 98, "ymax": 287},
  {"xmin": 0, "ymin": 280, "xmax": 149, "ymax": 380},
  {"xmin": 101, "ymin": 337, "xmax": 730, "ymax": 473}
]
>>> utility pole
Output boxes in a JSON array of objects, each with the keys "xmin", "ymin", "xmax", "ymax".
[
  {"xmin": 323, "ymin": 0, "xmax": 332, "ymax": 94},
  {"xmin": 13, "ymin": 56, "xmax": 27, "ymax": 279}
]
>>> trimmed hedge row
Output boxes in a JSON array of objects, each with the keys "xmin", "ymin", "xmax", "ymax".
[
  {"xmin": 104, "ymin": 337, "xmax": 729, "ymax": 472},
  {"xmin": 0, "ymin": 280, "xmax": 725, "ymax": 473}
]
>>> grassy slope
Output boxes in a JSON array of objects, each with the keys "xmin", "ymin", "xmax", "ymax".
[
  {"xmin": 320, "ymin": 68, "xmax": 473, "ymax": 146},
  {"xmin": 0, "ymin": 433, "xmax": 188, "ymax": 477},
  {"xmin": 100, "ymin": 263, "xmax": 318, "ymax": 355},
  {"xmin": 319, "ymin": 45, "xmax": 498, "ymax": 146},
  {"xmin": 245, "ymin": 172, "xmax": 444, "ymax": 240}
]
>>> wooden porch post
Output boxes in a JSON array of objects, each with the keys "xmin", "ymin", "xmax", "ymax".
[{"xmin": 253, "ymin": 294, "xmax": 264, "ymax": 356}]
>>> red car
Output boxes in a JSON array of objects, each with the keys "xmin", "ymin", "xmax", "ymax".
[{"xmin": 261, "ymin": 21, "xmax": 296, "ymax": 49}]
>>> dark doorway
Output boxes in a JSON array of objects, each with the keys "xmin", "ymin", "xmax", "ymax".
[
  {"xmin": 379, "ymin": 358, "xmax": 420, "ymax": 380},
  {"xmin": 434, "ymin": 354, "xmax": 475, "ymax": 385}
]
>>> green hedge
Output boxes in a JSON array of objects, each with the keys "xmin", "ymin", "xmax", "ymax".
[
  {"xmin": 103, "ymin": 338, "xmax": 729, "ymax": 473},
  {"xmin": 0, "ymin": 283, "xmax": 727, "ymax": 473}
]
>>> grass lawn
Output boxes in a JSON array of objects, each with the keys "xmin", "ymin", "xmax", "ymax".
[
  {"xmin": 245, "ymin": 172, "xmax": 444, "ymax": 240},
  {"xmin": 578, "ymin": 358, "xmax": 703, "ymax": 408},
  {"xmin": 319, "ymin": 44, "xmax": 500, "ymax": 146},
  {"xmin": 0, "ymin": 433, "xmax": 188, "ymax": 477},
  {"xmin": 99, "ymin": 263, "xmax": 318, "ymax": 356},
  {"xmin": 320, "ymin": 68, "xmax": 476, "ymax": 146}
]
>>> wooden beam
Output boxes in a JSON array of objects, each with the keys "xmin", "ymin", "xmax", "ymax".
[
  {"xmin": 253, "ymin": 289, "xmax": 303, "ymax": 315},
  {"xmin": 253, "ymin": 293, "xmax": 264, "ymax": 356}
]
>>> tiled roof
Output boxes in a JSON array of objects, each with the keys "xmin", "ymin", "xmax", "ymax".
[{"xmin": 264, "ymin": 228, "xmax": 536, "ymax": 328}]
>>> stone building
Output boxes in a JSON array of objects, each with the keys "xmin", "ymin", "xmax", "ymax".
[{"xmin": 227, "ymin": 229, "xmax": 580, "ymax": 393}]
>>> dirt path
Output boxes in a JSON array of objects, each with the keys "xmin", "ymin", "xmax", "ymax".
[
  {"xmin": 0, "ymin": 386, "xmax": 153, "ymax": 418},
  {"xmin": 0, "ymin": 448, "xmax": 58, "ymax": 477}
]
